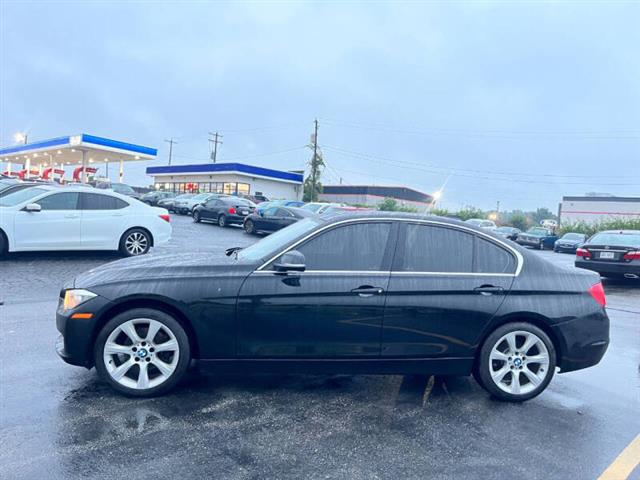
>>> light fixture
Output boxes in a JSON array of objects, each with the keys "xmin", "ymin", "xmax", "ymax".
[
  {"xmin": 33, "ymin": 153, "xmax": 38, "ymax": 157},
  {"xmin": 71, "ymin": 149, "xmax": 76, "ymax": 152},
  {"xmin": 432, "ymin": 190, "xmax": 443, "ymax": 201},
  {"xmin": 57, "ymin": 150, "xmax": 62, "ymax": 154},
  {"xmin": 13, "ymin": 132, "xmax": 27, "ymax": 144},
  {"xmin": 134, "ymin": 155, "xmax": 140, "ymax": 160}
]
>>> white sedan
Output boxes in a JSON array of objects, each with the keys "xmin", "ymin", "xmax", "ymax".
[{"xmin": 0, "ymin": 186, "xmax": 171, "ymax": 256}]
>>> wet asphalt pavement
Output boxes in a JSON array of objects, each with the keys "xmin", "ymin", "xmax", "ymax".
[{"xmin": 1, "ymin": 215, "xmax": 639, "ymax": 479}]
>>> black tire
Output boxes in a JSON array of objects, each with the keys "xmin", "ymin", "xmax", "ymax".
[
  {"xmin": 0, "ymin": 230, "xmax": 7, "ymax": 258},
  {"xmin": 477, "ymin": 322, "xmax": 556, "ymax": 402},
  {"xmin": 218, "ymin": 214, "xmax": 227, "ymax": 227},
  {"xmin": 193, "ymin": 211, "xmax": 201, "ymax": 223},
  {"xmin": 119, "ymin": 228, "xmax": 152, "ymax": 257},
  {"xmin": 244, "ymin": 219, "xmax": 255, "ymax": 234},
  {"xmin": 94, "ymin": 308, "xmax": 191, "ymax": 397}
]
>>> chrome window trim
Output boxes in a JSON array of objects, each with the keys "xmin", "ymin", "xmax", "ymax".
[
  {"xmin": 253, "ymin": 270, "xmax": 514, "ymax": 277},
  {"xmin": 256, "ymin": 217, "xmax": 524, "ymax": 276}
]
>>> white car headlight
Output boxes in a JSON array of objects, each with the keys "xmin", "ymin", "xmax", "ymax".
[{"xmin": 62, "ymin": 289, "xmax": 97, "ymax": 311}]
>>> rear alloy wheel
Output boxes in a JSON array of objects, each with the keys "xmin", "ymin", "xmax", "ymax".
[
  {"xmin": 120, "ymin": 229, "xmax": 151, "ymax": 257},
  {"xmin": 94, "ymin": 309, "xmax": 191, "ymax": 397},
  {"xmin": 193, "ymin": 211, "xmax": 201, "ymax": 223},
  {"xmin": 244, "ymin": 219, "xmax": 254, "ymax": 234},
  {"xmin": 477, "ymin": 322, "xmax": 556, "ymax": 402},
  {"xmin": 218, "ymin": 214, "xmax": 227, "ymax": 227}
]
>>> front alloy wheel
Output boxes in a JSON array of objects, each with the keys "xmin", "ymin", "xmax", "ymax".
[
  {"xmin": 95, "ymin": 309, "xmax": 190, "ymax": 396},
  {"xmin": 477, "ymin": 323, "xmax": 556, "ymax": 402}
]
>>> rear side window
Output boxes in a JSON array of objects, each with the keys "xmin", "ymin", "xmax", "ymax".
[
  {"xmin": 296, "ymin": 222, "xmax": 392, "ymax": 271},
  {"xmin": 396, "ymin": 224, "xmax": 473, "ymax": 272},
  {"xmin": 80, "ymin": 193, "xmax": 128, "ymax": 210},
  {"xmin": 35, "ymin": 192, "xmax": 79, "ymax": 210},
  {"xmin": 475, "ymin": 237, "xmax": 516, "ymax": 274},
  {"xmin": 276, "ymin": 208, "xmax": 294, "ymax": 217}
]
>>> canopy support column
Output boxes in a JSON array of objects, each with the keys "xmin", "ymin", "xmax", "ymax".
[{"xmin": 81, "ymin": 150, "xmax": 88, "ymax": 183}]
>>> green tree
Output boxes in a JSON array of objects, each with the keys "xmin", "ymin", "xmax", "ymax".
[
  {"xmin": 456, "ymin": 207, "xmax": 485, "ymax": 221},
  {"xmin": 430, "ymin": 208, "xmax": 450, "ymax": 217},
  {"xmin": 377, "ymin": 197, "xmax": 418, "ymax": 212},
  {"xmin": 532, "ymin": 207, "xmax": 557, "ymax": 224},
  {"xmin": 303, "ymin": 178, "xmax": 322, "ymax": 202},
  {"xmin": 509, "ymin": 213, "xmax": 529, "ymax": 231}
]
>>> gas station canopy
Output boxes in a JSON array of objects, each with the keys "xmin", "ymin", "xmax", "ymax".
[{"xmin": 0, "ymin": 134, "xmax": 157, "ymax": 182}]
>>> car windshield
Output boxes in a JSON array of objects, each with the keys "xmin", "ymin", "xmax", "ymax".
[
  {"xmin": 193, "ymin": 194, "xmax": 210, "ymax": 200},
  {"xmin": 229, "ymin": 198, "xmax": 256, "ymax": 207},
  {"xmin": 237, "ymin": 217, "xmax": 323, "ymax": 262},
  {"xmin": 176, "ymin": 194, "xmax": 195, "ymax": 199},
  {"xmin": 588, "ymin": 232, "xmax": 640, "ymax": 247},
  {"xmin": 562, "ymin": 233, "xmax": 585, "ymax": 240},
  {"xmin": 0, "ymin": 187, "xmax": 48, "ymax": 207},
  {"xmin": 465, "ymin": 219, "xmax": 483, "ymax": 226},
  {"xmin": 302, "ymin": 203, "xmax": 322, "ymax": 212},
  {"xmin": 112, "ymin": 184, "xmax": 135, "ymax": 194},
  {"xmin": 528, "ymin": 227, "xmax": 549, "ymax": 235},
  {"xmin": 496, "ymin": 227, "xmax": 514, "ymax": 233}
]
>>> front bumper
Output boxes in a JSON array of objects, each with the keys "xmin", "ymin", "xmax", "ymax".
[
  {"xmin": 552, "ymin": 309, "xmax": 610, "ymax": 373},
  {"xmin": 517, "ymin": 237, "xmax": 542, "ymax": 247},
  {"xmin": 56, "ymin": 294, "xmax": 113, "ymax": 368},
  {"xmin": 575, "ymin": 259, "xmax": 640, "ymax": 276}
]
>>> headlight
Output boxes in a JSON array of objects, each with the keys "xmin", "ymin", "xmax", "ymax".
[{"xmin": 62, "ymin": 289, "xmax": 97, "ymax": 311}]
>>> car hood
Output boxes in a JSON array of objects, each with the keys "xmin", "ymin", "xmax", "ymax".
[{"xmin": 73, "ymin": 252, "xmax": 257, "ymax": 289}]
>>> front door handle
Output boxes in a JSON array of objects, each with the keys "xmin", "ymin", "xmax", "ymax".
[
  {"xmin": 351, "ymin": 286, "xmax": 384, "ymax": 297},
  {"xmin": 64, "ymin": 214, "xmax": 79, "ymax": 219},
  {"xmin": 474, "ymin": 285, "xmax": 504, "ymax": 296}
]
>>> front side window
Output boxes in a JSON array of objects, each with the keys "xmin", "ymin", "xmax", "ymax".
[
  {"xmin": 276, "ymin": 208, "xmax": 294, "ymax": 217},
  {"xmin": 397, "ymin": 224, "xmax": 473, "ymax": 272},
  {"xmin": 80, "ymin": 193, "xmax": 128, "ymax": 210},
  {"xmin": 295, "ymin": 222, "xmax": 392, "ymax": 271},
  {"xmin": 35, "ymin": 192, "xmax": 79, "ymax": 210}
]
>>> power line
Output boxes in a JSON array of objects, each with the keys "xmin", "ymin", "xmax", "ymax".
[
  {"xmin": 321, "ymin": 118, "xmax": 640, "ymax": 140},
  {"xmin": 170, "ymin": 145, "xmax": 308, "ymax": 164},
  {"xmin": 322, "ymin": 145, "xmax": 640, "ymax": 186}
]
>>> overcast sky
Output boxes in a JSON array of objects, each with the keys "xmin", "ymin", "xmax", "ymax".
[{"xmin": 1, "ymin": 1, "xmax": 639, "ymax": 211}]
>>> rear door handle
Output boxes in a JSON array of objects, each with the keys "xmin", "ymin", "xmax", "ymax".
[
  {"xmin": 474, "ymin": 285, "xmax": 504, "ymax": 296},
  {"xmin": 351, "ymin": 286, "xmax": 384, "ymax": 297}
]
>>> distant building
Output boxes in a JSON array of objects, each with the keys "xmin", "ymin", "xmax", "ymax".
[
  {"xmin": 559, "ymin": 195, "xmax": 640, "ymax": 225},
  {"xmin": 319, "ymin": 185, "xmax": 433, "ymax": 208},
  {"xmin": 146, "ymin": 163, "xmax": 303, "ymax": 200}
]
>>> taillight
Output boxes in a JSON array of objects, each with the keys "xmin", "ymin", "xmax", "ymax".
[
  {"xmin": 228, "ymin": 207, "xmax": 236, "ymax": 214},
  {"xmin": 159, "ymin": 214, "xmax": 170, "ymax": 223},
  {"xmin": 588, "ymin": 282, "xmax": 606, "ymax": 307},
  {"xmin": 623, "ymin": 250, "xmax": 640, "ymax": 260},
  {"xmin": 576, "ymin": 247, "xmax": 591, "ymax": 259}
]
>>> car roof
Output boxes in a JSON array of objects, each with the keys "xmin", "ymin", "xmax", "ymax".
[{"xmin": 596, "ymin": 230, "xmax": 640, "ymax": 234}]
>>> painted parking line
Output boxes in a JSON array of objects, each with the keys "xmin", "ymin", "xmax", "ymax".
[{"xmin": 598, "ymin": 434, "xmax": 640, "ymax": 480}]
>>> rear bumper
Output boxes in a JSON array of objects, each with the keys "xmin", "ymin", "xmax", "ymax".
[
  {"xmin": 553, "ymin": 309, "xmax": 610, "ymax": 373},
  {"xmin": 575, "ymin": 259, "xmax": 640, "ymax": 276},
  {"xmin": 517, "ymin": 238, "xmax": 541, "ymax": 247},
  {"xmin": 226, "ymin": 214, "xmax": 249, "ymax": 225}
]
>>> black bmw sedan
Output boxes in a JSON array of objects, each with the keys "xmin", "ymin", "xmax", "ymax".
[{"xmin": 56, "ymin": 213, "xmax": 609, "ymax": 402}]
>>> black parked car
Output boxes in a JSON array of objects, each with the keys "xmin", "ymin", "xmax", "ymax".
[
  {"xmin": 243, "ymin": 206, "xmax": 315, "ymax": 235},
  {"xmin": 575, "ymin": 230, "xmax": 640, "ymax": 279},
  {"xmin": 193, "ymin": 196, "xmax": 256, "ymax": 227},
  {"xmin": 554, "ymin": 233, "xmax": 587, "ymax": 253},
  {"xmin": 141, "ymin": 191, "xmax": 175, "ymax": 206},
  {"xmin": 56, "ymin": 213, "xmax": 609, "ymax": 401},
  {"xmin": 494, "ymin": 226, "xmax": 521, "ymax": 241}
]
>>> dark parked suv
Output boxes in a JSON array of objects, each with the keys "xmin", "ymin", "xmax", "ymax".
[
  {"xmin": 193, "ymin": 196, "xmax": 256, "ymax": 227},
  {"xmin": 575, "ymin": 230, "xmax": 640, "ymax": 279}
]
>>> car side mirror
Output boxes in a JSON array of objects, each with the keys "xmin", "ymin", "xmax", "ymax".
[
  {"xmin": 24, "ymin": 203, "xmax": 41, "ymax": 212},
  {"xmin": 273, "ymin": 250, "xmax": 306, "ymax": 273}
]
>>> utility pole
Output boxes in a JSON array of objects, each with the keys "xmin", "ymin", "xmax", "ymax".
[
  {"xmin": 208, "ymin": 132, "xmax": 223, "ymax": 163},
  {"xmin": 164, "ymin": 138, "xmax": 177, "ymax": 165},
  {"xmin": 309, "ymin": 119, "xmax": 321, "ymax": 201}
]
